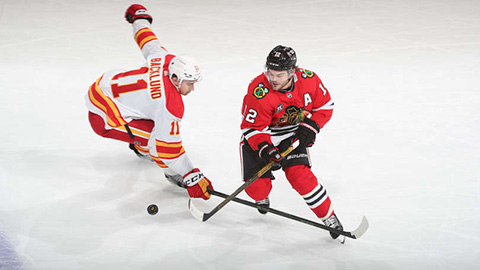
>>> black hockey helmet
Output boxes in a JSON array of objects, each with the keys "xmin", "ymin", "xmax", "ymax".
[{"xmin": 265, "ymin": 45, "xmax": 297, "ymax": 71}]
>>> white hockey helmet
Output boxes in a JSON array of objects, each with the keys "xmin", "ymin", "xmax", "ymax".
[{"xmin": 168, "ymin": 55, "xmax": 202, "ymax": 87}]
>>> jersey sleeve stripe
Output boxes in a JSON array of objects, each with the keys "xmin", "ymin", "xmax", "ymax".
[
  {"xmin": 157, "ymin": 149, "xmax": 186, "ymax": 159},
  {"xmin": 158, "ymin": 146, "xmax": 184, "ymax": 155},
  {"xmin": 312, "ymin": 100, "xmax": 335, "ymax": 111},
  {"xmin": 156, "ymin": 140, "xmax": 186, "ymax": 159},
  {"xmin": 156, "ymin": 141, "xmax": 183, "ymax": 148},
  {"xmin": 135, "ymin": 28, "xmax": 158, "ymax": 49},
  {"xmin": 88, "ymin": 77, "xmax": 127, "ymax": 127},
  {"xmin": 151, "ymin": 156, "xmax": 168, "ymax": 168},
  {"xmin": 242, "ymin": 128, "xmax": 270, "ymax": 140}
]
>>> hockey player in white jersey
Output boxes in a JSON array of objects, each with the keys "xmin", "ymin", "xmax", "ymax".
[{"xmin": 85, "ymin": 4, "xmax": 214, "ymax": 200}]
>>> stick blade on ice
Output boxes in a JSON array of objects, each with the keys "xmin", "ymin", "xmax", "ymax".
[
  {"xmin": 188, "ymin": 199, "xmax": 207, "ymax": 222},
  {"xmin": 350, "ymin": 216, "xmax": 369, "ymax": 239}
]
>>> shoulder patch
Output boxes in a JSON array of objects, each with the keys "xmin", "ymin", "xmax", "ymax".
[
  {"xmin": 252, "ymin": 83, "xmax": 270, "ymax": 99},
  {"xmin": 300, "ymin": 69, "xmax": 315, "ymax": 79}
]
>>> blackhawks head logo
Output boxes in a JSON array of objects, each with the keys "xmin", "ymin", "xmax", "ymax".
[
  {"xmin": 253, "ymin": 83, "xmax": 269, "ymax": 99},
  {"xmin": 300, "ymin": 69, "xmax": 315, "ymax": 79}
]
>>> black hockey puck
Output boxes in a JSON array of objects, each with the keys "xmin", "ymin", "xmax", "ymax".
[{"xmin": 147, "ymin": 204, "xmax": 158, "ymax": 215}]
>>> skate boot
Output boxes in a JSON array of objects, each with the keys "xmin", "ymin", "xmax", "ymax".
[
  {"xmin": 129, "ymin": 144, "xmax": 153, "ymax": 162},
  {"xmin": 255, "ymin": 197, "xmax": 270, "ymax": 215},
  {"xmin": 165, "ymin": 174, "xmax": 187, "ymax": 189},
  {"xmin": 324, "ymin": 213, "xmax": 346, "ymax": 244}
]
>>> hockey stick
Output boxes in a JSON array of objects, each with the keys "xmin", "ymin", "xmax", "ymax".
[
  {"xmin": 188, "ymin": 140, "xmax": 299, "ymax": 222},
  {"xmin": 205, "ymin": 189, "xmax": 369, "ymax": 239}
]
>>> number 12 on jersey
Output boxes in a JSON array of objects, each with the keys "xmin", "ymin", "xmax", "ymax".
[{"xmin": 244, "ymin": 108, "xmax": 257, "ymax": 124}]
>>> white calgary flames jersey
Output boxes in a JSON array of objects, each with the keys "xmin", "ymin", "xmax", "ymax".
[{"xmin": 85, "ymin": 19, "xmax": 195, "ymax": 176}]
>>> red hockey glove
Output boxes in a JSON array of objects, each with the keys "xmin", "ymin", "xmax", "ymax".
[
  {"xmin": 258, "ymin": 141, "xmax": 283, "ymax": 171},
  {"xmin": 297, "ymin": 117, "xmax": 320, "ymax": 147},
  {"xmin": 125, "ymin": 4, "xmax": 153, "ymax": 24},
  {"xmin": 183, "ymin": 168, "xmax": 214, "ymax": 200}
]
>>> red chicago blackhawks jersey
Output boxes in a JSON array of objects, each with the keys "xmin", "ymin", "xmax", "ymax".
[
  {"xmin": 241, "ymin": 69, "xmax": 334, "ymax": 150},
  {"xmin": 85, "ymin": 19, "xmax": 195, "ymax": 176}
]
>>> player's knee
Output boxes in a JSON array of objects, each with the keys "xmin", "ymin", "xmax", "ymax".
[
  {"xmin": 245, "ymin": 178, "xmax": 272, "ymax": 201},
  {"xmin": 88, "ymin": 112, "xmax": 109, "ymax": 137},
  {"xmin": 284, "ymin": 165, "xmax": 318, "ymax": 195}
]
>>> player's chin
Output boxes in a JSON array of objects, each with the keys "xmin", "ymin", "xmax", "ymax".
[{"xmin": 181, "ymin": 89, "xmax": 192, "ymax": 96}]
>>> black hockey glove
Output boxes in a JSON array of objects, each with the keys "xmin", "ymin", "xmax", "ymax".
[
  {"xmin": 258, "ymin": 141, "xmax": 283, "ymax": 171},
  {"xmin": 297, "ymin": 117, "xmax": 320, "ymax": 147}
]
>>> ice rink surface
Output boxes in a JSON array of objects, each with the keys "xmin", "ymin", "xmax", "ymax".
[{"xmin": 1, "ymin": 0, "xmax": 479, "ymax": 269}]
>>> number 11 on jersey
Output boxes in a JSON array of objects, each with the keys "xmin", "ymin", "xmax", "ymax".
[
  {"xmin": 111, "ymin": 67, "xmax": 149, "ymax": 98},
  {"xmin": 170, "ymin": 120, "xmax": 180, "ymax": 135}
]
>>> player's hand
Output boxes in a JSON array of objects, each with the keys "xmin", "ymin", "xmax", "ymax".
[
  {"xmin": 297, "ymin": 117, "xmax": 320, "ymax": 147},
  {"xmin": 183, "ymin": 168, "xmax": 214, "ymax": 200},
  {"xmin": 258, "ymin": 141, "xmax": 283, "ymax": 170},
  {"xmin": 125, "ymin": 4, "xmax": 153, "ymax": 24}
]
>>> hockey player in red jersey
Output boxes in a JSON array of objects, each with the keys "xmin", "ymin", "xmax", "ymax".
[
  {"xmin": 85, "ymin": 4, "xmax": 213, "ymax": 200},
  {"xmin": 240, "ymin": 45, "xmax": 344, "ymax": 243}
]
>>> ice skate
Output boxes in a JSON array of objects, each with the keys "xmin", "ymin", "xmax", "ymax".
[
  {"xmin": 255, "ymin": 197, "xmax": 270, "ymax": 215},
  {"xmin": 324, "ymin": 213, "xmax": 346, "ymax": 244}
]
